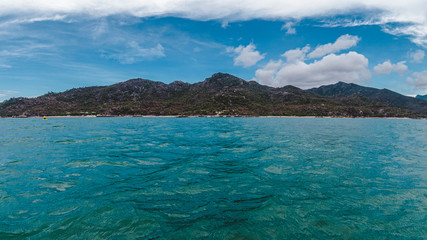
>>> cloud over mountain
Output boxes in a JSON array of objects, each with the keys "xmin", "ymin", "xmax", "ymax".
[
  {"xmin": 256, "ymin": 51, "xmax": 370, "ymax": 89},
  {"xmin": 256, "ymin": 34, "xmax": 370, "ymax": 89},
  {"xmin": 407, "ymin": 71, "xmax": 427, "ymax": 90}
]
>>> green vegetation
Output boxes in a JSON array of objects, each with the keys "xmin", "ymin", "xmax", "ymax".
[{"xmin": 0, "ymin": 73, "xmax": 426, "ymax": 118}]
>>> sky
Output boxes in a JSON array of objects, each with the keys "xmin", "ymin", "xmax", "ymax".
[{"xmin": 1, "ymin": 0, "xmax": 427, "ymax": 101}]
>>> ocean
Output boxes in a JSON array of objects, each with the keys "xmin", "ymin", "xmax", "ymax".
[{"xmin": 0, "ymin": 117, "xmax": 426, "ymax": 239}]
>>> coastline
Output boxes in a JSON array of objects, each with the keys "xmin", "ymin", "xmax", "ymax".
[{"xmin": 0, "ymin": 115, "xmax": 424, "ymax": 120}]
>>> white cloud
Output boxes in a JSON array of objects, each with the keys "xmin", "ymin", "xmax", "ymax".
[
  {"xmin": 407, "ymin": 71, "xmax": 427, "ymax": 90},
  {"xmin": 0, "ymin": 43, "xmax": 56, "ymax": 69},
  {"xmin": 227, "ymin": 43, "xmax": 265, "ymax": 68},
  {"xmin": 382, "ymin": 22, "xmax": 427, "ymax": 48},
  {"xmin": 0, "ymin": 63, "xmax": 12, "ymax": 69},
  {"xmin": 221, "ymin": 21, "xmax": 229, "ymax": 29},
  {"xmin": 281, "ymin": 22, "xmax": 296, "ymax": 35},
  {"xmin": 374, "ymin": 60, "xmax": 407, "ymax": 75},
  {"xmin": 0, "ymin": 90, "xmax": 19, "ymax": 98},
  {"xmin": 256, "ymin": 51, "xmax": 370, "ymax": 89},
  {"xmin": 319, "ymin": 18, "xmax": 380, "ymax": 28},
  {"xmin": 281, "ymin": 45, "xmax": 310, "ymax": 63},
  {"xmin": 0, "ymin": 15, "xmax": 68, "ymax": 28},
  {"xmin": 0, "ymin": 1, "xmax": 427, "ymax": 47},
  {"xmin": 257, "ymin": 35, "xmax": 370, "ymax": 88},
  {"xmin": 254, "ymin": 60, "xmax": 282, "ymax": 86},
  {"xmin": 85, "ymin": 19, "xmax": 170, "ymax": 63},
  {"xmin": 107, "ymin": 42, "xmax": 165, "ymax": 64},
  {"xmin": 307, "ymin": 34, "xmax": 360, "ymax": 59},
  {"xmin": 410, "ymin": 49, "xmax": 425, "ymax": 62}
]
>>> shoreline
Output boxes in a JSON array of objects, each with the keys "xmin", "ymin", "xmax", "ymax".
[{"xmin": 0, "ymin": 115, "xmax": 424, "ymax": 120}]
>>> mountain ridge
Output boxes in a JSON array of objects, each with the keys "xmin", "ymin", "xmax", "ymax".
[
  {"xmin": 308, "ymin": 81, "xmax": 427, "ymax": 114},
  {"xmin": 416, "ymin": 94, "xmax": 427, "ymax": 101},
  {"xmin": 1, "ymin": 73, "xmax": 425, "ymax": 118}
]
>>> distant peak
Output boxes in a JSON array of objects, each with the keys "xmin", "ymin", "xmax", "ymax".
[
  {"xmin": 336, "ymin": 81, "xmax": 347, "ymax": 85},
  {"xmin": 115, "ymin": 78, "xmax": 164, "ymax": 87},
  {"xmin": 207, "ymin": 72, "xmax": 241, "ymax": 82},
  {"xmin": 119, "ymin": 78, "xmax": 150, "ymax": 84},
  {"xmin": 334, "ymin": 81, "xmax": 354, "ymax": 86},
  {"xmin": 126, "ymin": 78, "xmax": 145, "ymax": 82},
  {"xmin": 170, "ymin": 80, "xmax": 187, "ymax": 85},
  {"xmin": 202, "ymin": 72, "xmax": 245, "ymax": 87},
  {"xmin": 210, "ymin": 72, "xmax": 234, "ymax": 78},
  {"xmin": 312, "ymin": 81, "xmax": 359, "ymax": 90},
  {"xmin": 416, "ymin": 94, "xmax": 427, "ymax": 101},
  {"xmin": 169, "ymin": 80, "xmax": 190, "ymax": 88},
  {"xmin": 281, "ymin": 85, "xmax": 303, "ymax": 91}
]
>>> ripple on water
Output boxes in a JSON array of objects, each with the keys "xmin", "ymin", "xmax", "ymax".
[
  {"xmin": 0, "ymin": 117, "xmax": 426, "ymax": 239},
  {"xmin": 40, "ymin": 181, "xmax": 74, "ymax": 192},
  {"xmin": 48, "ymin": 206, "xmax": 79, "ymax": 216}
]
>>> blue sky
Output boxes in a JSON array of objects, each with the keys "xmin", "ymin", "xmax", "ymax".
[{"xmin": 1, "ymin": 1, "xmax": 427, "ymax": 101}]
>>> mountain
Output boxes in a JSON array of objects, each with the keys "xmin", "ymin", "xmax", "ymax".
[
  {"xmin": 0, "ymin": 73, "xmax": 425, "ymax": 118},
  {"xmin": 416, "ymin": 94, "xmax": 427, "ymax": 101},
  {"xmin": 307, "ymin": 82, "xmax": 427, "ymax": 115}
]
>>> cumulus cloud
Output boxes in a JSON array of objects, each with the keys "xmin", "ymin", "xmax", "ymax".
[
  {"xmin": 0, "ymin": 1, "xmax": 427, "ymax": 47},
  {"xmin": 227, "ymin": 43, "xmax": 265, "ymax": 68},
  {"xmin": 256, "ymin": 34, "xmax": 369, "ymax": 88},
  {"xmin": 410, "ymin": 49, "xmax": 425, "ymax": 62},
  {"xmin": 254, "ymin": 60, "xmax": 282, "ymax": 86},
  {"xmin": 407, "ymin": 71, "xmax": 427, "ymax": 90},
  {"xmin": 257, "ymin": 51, "xmax": 370, "ymax": 89},
  {"xmin": 281, "ymin": 45, "xmax": 310, "ymax": 63},
  {"xmin": 307, "ymin": 34, "xmax": 360, "ymax": 59},
  {"xmin": 374, "ymin": 60, "xmax": 407, "ymax": 75},
  {"xmin": 281, "ymin": 22, "xmax": 296, "ymax": 35}
]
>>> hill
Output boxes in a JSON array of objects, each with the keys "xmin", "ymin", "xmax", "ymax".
[
  {"xmin": 0, "ymin": 73, "xmax": 425, "ymax": 118},
  {"xmin": 416, "ymin": 94, "xmax": 427, "ymax": 101},
  {"xmin": 307, "ymin": 82, "xmax": 427, "ymax": 115}
]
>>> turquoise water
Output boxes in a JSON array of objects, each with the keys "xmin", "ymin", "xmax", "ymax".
[{"xmin": 0, "ymin": 117, "xmax": 426, "ymax": 239}]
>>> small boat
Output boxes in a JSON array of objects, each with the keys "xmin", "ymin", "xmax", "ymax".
[{"xmin": 43, "ymin": 116, "xmax": 47, "ymax": 120}]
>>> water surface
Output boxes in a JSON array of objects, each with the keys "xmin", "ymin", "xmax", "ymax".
[{"xmin": 0, "ymin": 117, "xmax": 426, "ymax": 239}]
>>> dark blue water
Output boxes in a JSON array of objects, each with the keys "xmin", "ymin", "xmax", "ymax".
[{"xmin": 0, "ymin": 117, "xmax": 426, "ymax": 239}]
